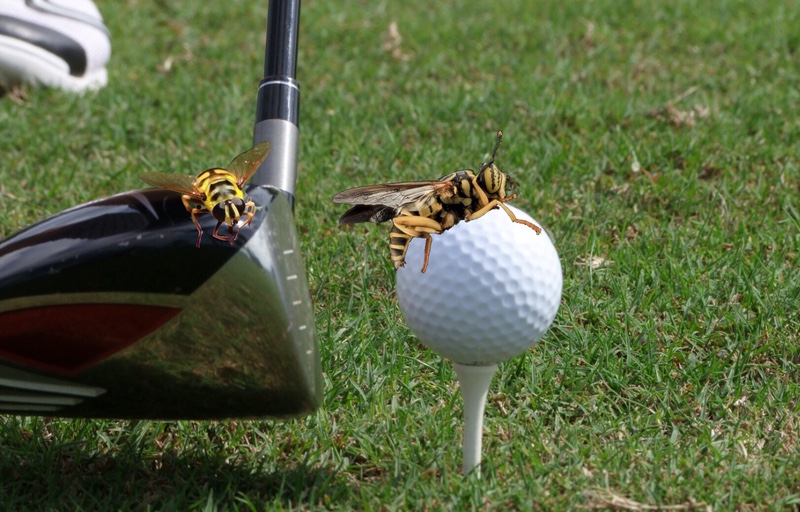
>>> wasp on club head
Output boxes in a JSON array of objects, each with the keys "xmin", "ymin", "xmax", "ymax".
[
  {"xmin": 333, "ymin": 131, "xmax": 541, "ymax": 273},
  {"xmin": 140, "ymin": 141, "xmax": 270, "ymax": 248}
]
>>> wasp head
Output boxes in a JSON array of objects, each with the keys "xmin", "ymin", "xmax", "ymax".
[
  {"xmin": 212, "ymin": 197, "xmax": 246, "ymax": 224},
  {"xmin": 476, "ymin": 130, "xmax": 514, "ymax": 199},
  {"xmin": 477, "ymin": 163, "xmax": 513, "ymax": 199}
]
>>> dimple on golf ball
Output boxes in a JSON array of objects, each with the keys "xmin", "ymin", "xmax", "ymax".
[{"xmin": 396, "ymin": 205, "xmax": 562, "ymax": 365}]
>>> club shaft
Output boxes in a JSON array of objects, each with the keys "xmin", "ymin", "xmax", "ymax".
[
  {"xmin": 253, "ymin": 0, "xmax": 301, "ymax": 200},
  {"xmin": 256, "ymin": 0, "xmax": 300, "ymax": 126}
]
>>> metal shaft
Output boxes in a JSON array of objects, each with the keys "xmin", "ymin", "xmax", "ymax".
[{"xmin": 253, "ymin": 0, "xmax": 301, "ymax": 199}]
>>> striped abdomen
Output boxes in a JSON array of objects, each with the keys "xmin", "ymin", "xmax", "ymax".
[
  {"xmin": 389, "ymin": 222, "xmax": 413, "ymax": 269},
  {"xmin": 388, "ymin": 199, "xmax": 447, "ymax": 269}
]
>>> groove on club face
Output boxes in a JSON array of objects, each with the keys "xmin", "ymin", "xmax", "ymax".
[{"xmin": 0, "ymin": 186, "xmax": 321, "ymax": 419}]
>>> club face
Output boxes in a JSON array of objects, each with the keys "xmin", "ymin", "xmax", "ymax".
[{"xmin": 0, "ymin": 186, "xmax": 321, "ymax": 419}]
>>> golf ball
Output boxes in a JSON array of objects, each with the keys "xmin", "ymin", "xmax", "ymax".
[{"xmin": 396, "ymin": 205, "xmax": 562, "ymax": 365}]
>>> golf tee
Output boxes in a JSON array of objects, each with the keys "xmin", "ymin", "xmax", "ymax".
[{"xmin": 452, "ymin": 362, "xmax": 498, "ymax": 476}]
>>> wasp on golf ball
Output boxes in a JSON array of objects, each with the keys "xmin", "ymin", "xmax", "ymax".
[
  {"xmin": 333, "ymin": 131, "xmax": 541, "ymax": 273},
  {"xmin": 140, "ymin": 141, "xmax": 270, "ymax": 248}
]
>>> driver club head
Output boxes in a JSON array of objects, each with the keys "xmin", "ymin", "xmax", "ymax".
[
  {"xmin": 1, "ymin": 0, "xmax": 317, "ymax": 420},
  {"xmin": 0, "ymin": 183, "xmax": 321, "ymax": 419}
]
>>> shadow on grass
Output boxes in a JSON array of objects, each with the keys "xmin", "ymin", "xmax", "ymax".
[{"xmin": 0, "ymin": 436, "xmax": 348, "ymax": 510}]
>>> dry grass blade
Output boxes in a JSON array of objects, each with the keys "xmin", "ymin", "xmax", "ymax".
[
  {"xmin": 382, "ymin": 20, "xmax": 412, "ymax": 61},
  {"xmin": 581, "ymin": 490, "xmax": 711, "ymax": 511}
]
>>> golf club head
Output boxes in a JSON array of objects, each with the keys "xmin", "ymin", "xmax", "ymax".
[{"xmin": 0, "ymin": 185, "xmax": 321, "ymax": 419}]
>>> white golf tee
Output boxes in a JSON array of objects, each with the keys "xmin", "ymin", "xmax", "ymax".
[{"xmin": 452, "ymin": 362, "xmax": 499, "ymax": 476}]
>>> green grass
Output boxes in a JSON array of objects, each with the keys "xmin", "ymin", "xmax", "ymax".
[{"xmin": 2, "ymin": 0, "xmax": 799, "ymax": 509}]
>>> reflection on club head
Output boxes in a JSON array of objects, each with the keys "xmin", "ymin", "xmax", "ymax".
[{"xmin": 0, "ymin": 186, "xmax": 320, "ymax": 419}]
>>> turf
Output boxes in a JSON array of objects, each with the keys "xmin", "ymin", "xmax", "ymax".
[{"xmin": 1, "ymin": 0, "xmax": 799, "ymax": 509}]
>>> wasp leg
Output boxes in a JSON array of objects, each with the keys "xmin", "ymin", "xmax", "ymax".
[
  {"xmin": 230, "ymin": 200, "xmax": 258, "ymax": 242},
  {"xmin": 468, "ymin": 176, "xmax": 524, "ymax": 218},
  {"xmin": 468, "ymin": 200, "xmax": 542, "ymax": 235},
  {"xmin": 238, "ymin": 200, "xmax": 257, "ymax": 235},
  {"xmin": 391, "ymin": 215, "xmax": 445, "ymax": 272},
  {"xmin": 189, "ymin": 207, "xmax": 209, "ymax": 248},
  {"xmin": 212, "ymin": 221, "xmax": 235, "ymax": 245},
  {"xmin": 181, "ymin": 194, "xmax": 195, "ymax": 212},
  {"xmin": 470, "ymin": 176, "xmax": 491, "ymax": 209},
  {"xmin": 419, "ymin": 233, "xmax": 433, "ymax": 273},
  {"xmin": 241, "ymin": 199, "xmax": 257, "ymax": 227},
  {"xmin": 392, "ymin": 214, "xmax": 444, "ymax": 233},
  {"xmin": 181, "ymin": 195, "xmax": 210, "ymax": 248}
]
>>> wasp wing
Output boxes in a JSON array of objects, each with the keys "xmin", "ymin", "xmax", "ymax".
[
  {"xmin": 338, "ymin": 204, "xmax": 398, "ymax": 224},
  {"xmin": 228, "ymin": 140, "xmax": 271, "ymax": 187},
  {"xmin": 333, "ymin": 181, "xmax": 454, "ymax": 209},
  {"xmin": 139, "ymin": 172, "xmax": 201, "ymax": 198}
]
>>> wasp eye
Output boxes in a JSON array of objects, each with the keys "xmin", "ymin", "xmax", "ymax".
[
  {"xmin": 506, "ymin": 176, "xmax": 517, "ymax": 192},
  {"xmin": 212, "ymin": 203, "xmax": 228, "ymax": 223},
  {"xmin": 214, "ymin": 198, "xmax": 246, "ymax": 224},
  {"xmin": 230, "ymin": 198, "xmax": 245, "ymax": 218}
]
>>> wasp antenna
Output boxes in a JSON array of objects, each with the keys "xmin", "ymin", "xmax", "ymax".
[
  {"xmin": 480, "ymin": 131, "xmax": 504, "ymax": 172},
  {"xmin": 492, "ymin": 131, "xmax": 503, "ymax": 159}
]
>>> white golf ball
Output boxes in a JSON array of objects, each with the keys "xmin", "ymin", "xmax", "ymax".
[{"xmin": 396, "ymin": 205, "xmax": 562, "ymax": 365}]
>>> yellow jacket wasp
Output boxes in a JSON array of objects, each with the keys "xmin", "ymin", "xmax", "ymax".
[
  {"xmin": 140, "ymin": 141, "xmax": 270, "ymax": 248},
  {"xmin": 333, "ymin": 131, "xmax": 541, "ymax": 272}
]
